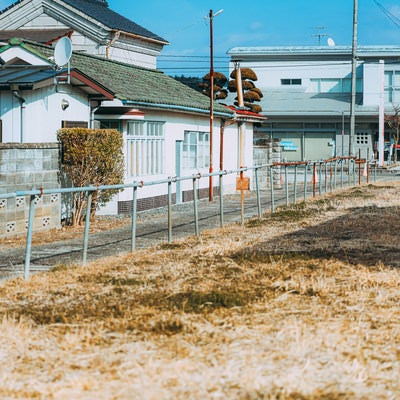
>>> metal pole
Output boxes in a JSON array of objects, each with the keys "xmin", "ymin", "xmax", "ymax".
[
  {"xmin": 208, "ymin": 9, "xmax": 214, "ymax": 202},
  {"xmin": 349, "ymin": 0, "xmax": 358, "ymax": 156},
  {"xmin": 131, "ymin": 186, "xmax": 137, "ymax": 251},
  {"xmin": 318, "ymin": 163, "xmax": 322, "ymax": 196},
  {"xmin": 294, "ymin": 164, "xmax": 298, "ymax": 204},
  {"xmin": 82, "ymin": 191, "xmax": 92, "ymax": 265},
  {"xmin": 255, "ymin": 167, "xmax": 262, "ymax": 219},
  {"xmin": 270, "ymin": 166, "xmax": 275, "ymax": 213},
  {"xmin": 193, "ymin": 176, "xmax": 199, "ymax": 236},
  {"xmin": 303, "ymin": 163, "xmax": 308, "ymax": 202},
  {"xmin": 285, "ymin": 165, "xmax": 289, "ymax": 206},
  {"xmin": 219, "ymin": 172, "xmax": 224, "ymax": 227},
  {"xmin": 24, "ymin": 194, "xmax": 36, "ymax": 280},
  {"xmin": 168, "ymin": 179, "xmax": 172, "ymax": 242},
  {"xmin": 334, "ymin": 160, "xmax": 338, "ymax": 190},
  {"xmin": 341, "ymin": 160, "xmax": 344, "ymax": 188},
  {"xmin": 313, "ymin": 162, "xmax": 317, "ymax": 197}
]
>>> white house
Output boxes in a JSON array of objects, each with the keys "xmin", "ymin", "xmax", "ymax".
[
  {"xmin": 228, "ymin": 45, "xmax": 400, "ymax": 162},
  {"xmin": 0, "ymin": 0, "xmax": 168, "ymax": 68},
  {"xmin": 0, "ymin": 38, "xmax": 260, "ymax": 215}
]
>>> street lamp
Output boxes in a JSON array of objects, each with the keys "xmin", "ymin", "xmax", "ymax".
[{"xmin": 209, "ymin": 8, "xmax": 223, "ymax": 202}]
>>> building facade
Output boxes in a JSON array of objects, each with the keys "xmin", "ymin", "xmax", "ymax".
[{"xmin": 228, "ymin": 46, "xmax": 400, "ymax": 162}]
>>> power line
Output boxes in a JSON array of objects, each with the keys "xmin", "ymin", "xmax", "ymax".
[{"xmin": 373, "ymin": 0, "xmax": 400, "ymax": 28}]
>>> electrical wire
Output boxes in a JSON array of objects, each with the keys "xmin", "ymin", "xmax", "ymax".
[{"xmin": 373, "ymin": 0, "xmax": 400, "ymax": 29}]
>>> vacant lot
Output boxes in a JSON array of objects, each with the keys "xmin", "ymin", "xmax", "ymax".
[{"xmin": 0, "ymin": 183, "xmax": 399, "ymax": 399}]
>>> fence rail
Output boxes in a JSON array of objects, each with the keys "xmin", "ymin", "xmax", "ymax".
[{"xmin": 2, "ymin": 157, "xmax": 379, "ymax": 279}]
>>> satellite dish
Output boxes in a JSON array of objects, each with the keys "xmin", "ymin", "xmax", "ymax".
[
  {"xmin": 54, "ymin": 37, "xmax": 72, "ymax": 67},
  {"xmin": 327, "ymin": 37, "xmax": 336, "ymax": 47}
]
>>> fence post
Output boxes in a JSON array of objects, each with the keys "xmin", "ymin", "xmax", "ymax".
[
  {"xmin": 193, "ymin": 175, "xmax": 199, "ymax": 236},
  {"xmin": 82, "ymin": 190, "xmax": 92, "ymax": 266},
  {"xmin": 255, "ymin": 167, "xmax": 262, "ymax": 219},
  {"xmin": 293, "ymin": 164, "xmax": 297, "ymax": 204},
  {"xmin": 270, "ymin": 166, "xmax": 275, "ymax": 213},
  {"xmin": 24, "ymin": 194, "xmax": 36, "ymax": 280},
  {"xmin": 285, "ymin": 164, "xmax": 289, "ymax": 206},
  {"xmin": 340, "ymin": 160, "xmax": 344, "ymax": 188},
  {"xmin": 168, "ymin": 179, "xmax": 173, "ymax": 242},
  {"xmin": 131, "ymin": 185, "xmax": 137, "ymax": 252},
  {"xmin": 318, "ymin": 162, "xmax": 322, "ymax": 196},
  {"xmin": 304, "ymin": 163, "xmax": 308, "ymax": 202},
  {"xmin": 219, "ymin": 171, "xmax": 224, "ymax": 227}
]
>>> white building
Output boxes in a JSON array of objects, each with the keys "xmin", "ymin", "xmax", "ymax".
[
  {"xmin": 0, "ymin": 0, "xmax": 168, "ymax": 69},
  {"xmin": 228, "ymin": 46, "xmax": 400, "ymax": 162}
]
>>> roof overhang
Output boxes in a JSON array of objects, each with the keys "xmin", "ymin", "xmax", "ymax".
[{"xmin": 0, "ymin": 65, "xmax": 115, "ymax": 100}]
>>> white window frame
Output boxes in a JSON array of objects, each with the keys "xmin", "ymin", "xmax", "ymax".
[
  {"xmin": 182, "ymin": 130, "xmax": 209, "ymax": 171},
  {"xmin": 127, "ymin": 120, "xmax": 165, "ymax": 177},
  {"xmin": 385, "ymin": 70, "xmax": 400, "ymax": 104}
]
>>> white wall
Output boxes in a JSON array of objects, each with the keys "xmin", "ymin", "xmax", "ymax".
[
  {"xmin": 99, "ymin": 110, "xmax": 253, "ymax": 215},
  {"xmin": 363, "ymin": 62, "xmax": 382, "ymax": 107},
  {"xmin": 0, "ymin": 86, "xmax": 90, "ymax": 143},
  {"xmin": 238, "ymin": 60, "xmax": 353, "ymax": 92}
]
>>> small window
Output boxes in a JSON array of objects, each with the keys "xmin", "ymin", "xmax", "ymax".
[
  {"xmin": 62, "ymin": 121, "xmax": 88, "ymax": 128},
  {"xmin": 281, "ymin": 79, "xmax": 302, "ymax": 86},
  {"xmin": 98, "ymin": 120, "xmax": 122, "ymax": 131}
]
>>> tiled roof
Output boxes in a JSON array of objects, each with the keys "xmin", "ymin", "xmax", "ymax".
[
  {"xmin": 1, "ymin": 0, "xmax": 168, "ymax": 44},
  {"xmin": 62, "ymin": 0, "xmax": 168, "ymax": 44},
  {"xmin": 20, "ymin": 41, "xmax": 232, "ymax": 117}
]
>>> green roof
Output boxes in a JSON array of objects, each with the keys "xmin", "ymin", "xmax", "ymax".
[{"xmin": 13, "ymin": 41, "xmax": 232, "ymax": 117}]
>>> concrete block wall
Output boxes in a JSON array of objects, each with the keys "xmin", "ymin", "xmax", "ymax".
[
  {"xmin": 0, "ymin": 143, "xmax": 61, "ymax": 238},
  {"xmin": 253, "ymin": 139, "xmax": 281, "ymax": 189}
]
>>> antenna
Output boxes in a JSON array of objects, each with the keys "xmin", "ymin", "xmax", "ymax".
[
  {"xmin": 327, "ymin": 37, "xmax": 336, "ymax": 47},
  {"xmin": 54, "ymin": 37, "xmax": 72, "ymax": 84},
  {"xmin": 312, "ymin": 26, "xmax": 328, "ymax": 45}
]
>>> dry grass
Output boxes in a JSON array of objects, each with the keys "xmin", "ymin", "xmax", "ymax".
[{"xmin": 0, "ymin": 182, "xmax": 400, "ymax": 399}]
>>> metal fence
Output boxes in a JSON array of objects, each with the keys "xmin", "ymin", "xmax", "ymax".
[{"xmin": 3, "ymin": 156, "xmax": 377, "ymax": 279}]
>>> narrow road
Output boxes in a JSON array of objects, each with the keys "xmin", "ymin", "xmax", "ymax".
[{"xmin": 1, "ymin": 171, "xmax": 397, "ymax": 279}]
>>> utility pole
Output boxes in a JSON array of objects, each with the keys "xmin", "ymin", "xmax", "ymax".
[
  {"xmin": 209, "ymin": 9, "xmax": 214, "ymax": 201},
  {"xmin": 349, "ymin": 0, "xmax": 358, "ymax": 156},
  {"xmin": 208, "ymin": 9, "xmax": 223, "ymax": 202}
]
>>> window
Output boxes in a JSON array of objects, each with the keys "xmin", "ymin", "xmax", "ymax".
[
  {"xmin": 182, "ymin": 130, "xmax": 209, "ymax": 170},
  {"xmin": 310, "ymin": 78, "xmax": 362, "ymax": 93},
  {"xmin": 127, "ymin": 120, "xmax": 165, "ymax": 176},
  {"xmin": 61, "ymin": 121, "xmax": 88, "ymax": 128},
  {"xmin": 385, "ymin": 71, "xmax": 400, "ymax": 103},
  {"xmin": 281, "ymin": 78, "xmax": 302, "ymax": 86},
  {"xmin": 98, "ymin": 120, "xmax": 121, "ymax": 131}
]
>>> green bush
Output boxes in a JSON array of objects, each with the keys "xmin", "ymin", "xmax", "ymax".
[{"xmin": 58, "ymin": 128, "xmax": 124, "ymax": 226}]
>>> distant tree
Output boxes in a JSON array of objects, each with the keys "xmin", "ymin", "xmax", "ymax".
[
  {"xmin": 228, "ymin": 67, "xmax": 263, "ymax": 113},
  {"xmin": 385, "ymin": 104, "xmax": 400, "ymax": 163},
  {"xmin": 173, "ymin": 75, "xmax": 202, "ymax": 92},
  {"xmin": 199, "ymin": 71, "xmax": 228, "ymax": 100}
]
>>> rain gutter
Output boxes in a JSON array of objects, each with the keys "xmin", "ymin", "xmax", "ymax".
[{"xmin": 122, "ymin": 100, "xmax": 233, "ymax": 118}]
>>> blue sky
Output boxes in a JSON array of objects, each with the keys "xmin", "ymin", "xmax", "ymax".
[{"xmin": 1, "ymin": 0, "xmax": 400, "ymax": 76}]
